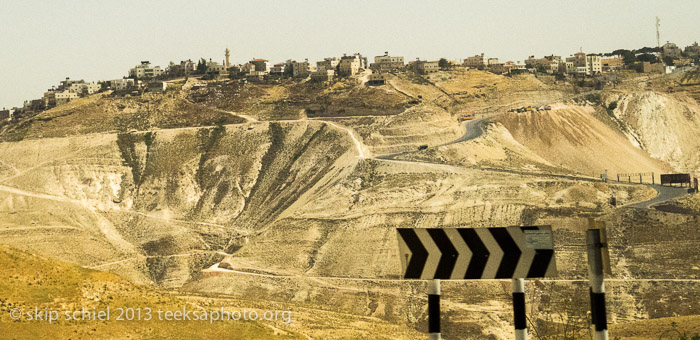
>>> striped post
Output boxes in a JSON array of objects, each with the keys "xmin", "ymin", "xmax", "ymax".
[
  {"xmin": 587, "ymin": 230, "xmax": 608, "ymax": 340},
  {"xmin": 512, "ymin": 278, "xmax": 528, "ymax": 340},
  {"xmin": 428, "ymin": 279, "xmax": 441, "ymax": 340}
]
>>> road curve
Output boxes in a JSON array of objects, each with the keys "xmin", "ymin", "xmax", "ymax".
[{"xmin": 625, "ymin": 184, "xmax": 690, "ymax": 209}]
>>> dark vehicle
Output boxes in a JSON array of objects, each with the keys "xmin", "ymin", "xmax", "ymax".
[{"xmin": 418, "ymin": 145, "xmax": 428, "ymax": 150}]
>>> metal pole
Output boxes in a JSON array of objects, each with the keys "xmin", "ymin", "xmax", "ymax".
[
  {"xmin": 616, "ymin": 174, "xmax": 619, "ymax": 182},
  {"xmin": 428, "ymin": 279, "xmax": 441, "ymax": 340},
  {"xmin": 652, "ymin": 172, "xmax": 655, "ymax": 185},
  {"xmin": 628, "ymin": 176, "xmax": 631, "ymax": 183},
  {"xmin": 512, "ymin": 278, "xmax": 528, "ymax": 340},
  {"xmin": 639, "ymin": 174, "xmax": 642, "ymax": 184},
  {"xmin": 587, "ymin": 230, "xmax": 609, "ymax": 340}
]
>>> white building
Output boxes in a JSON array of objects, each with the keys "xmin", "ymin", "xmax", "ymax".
[{"xmin": 129, "ymin": 61, "xmax": 164, "ymax": 79}]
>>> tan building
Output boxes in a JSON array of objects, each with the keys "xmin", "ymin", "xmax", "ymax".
[
  {"xmin": 270, "ymin": 62, "xmax": 286, "ymax": 76},
  {"xmin": 54, "ymin": 90, "xmax": 78, "ymax": 105},
  {"xmin": 166, "ymin": 59, "xmax": 196, "ymax": 77},
  {"xmin": 205, "ymin": 60, "xmax": 227, "ymax": 78},
  {"xmin": 662, "ymin": 42, "xmax": 682, "ymax": 59},
  {"xmin": 147, "ymin": 81, "xmax": 167, "ymax": 93},
  {"xmin": 559, "ymin": 61, "xmax": 575, "ymax": 74},
  {"xmin": 310, "ymin": 69, "xmax": 335, "ymax": 82},
  {"xmin": 111, "ymin": 78, "xmax": 137, "ymax": 91},
  {"xmin": 366, "ymin": 72, "xmax": 386, "ymax": 86},
  {"xmin": 637, "ymin": 61, "xmax": 664, "ymax": 73},
  {"xmin": 601, "ymin": 57, "xmax": 624, "ymax": 72},
  {"xmin": 292, "ymin": 60, "xmax": 311, "ymax": 77},
  {"xmin": 488, "ymin": 63, "xmax": 505, "ymax": 74},
  {"xmin": 463, "ymin": 54, "xmax": 486, "ymax": 69},
  {"xmin": 251, "ymin": 58, "xmax": 270, "ymax": 73},
  {"xmin": 487, "ymin": 58, "xmax": 500, "ymax": 66},
  {"xmin": 370, "ymin": 52, "xmax": 404, "ymax": 72},
  {"xmin": 338, "ymin": 55, "xmax": 362, "ymax": 76},
  {"xmin": 0, "ymin": 108, "xmax": 11, "ymax": 122},
  {"xmin": 685, "ymin": 42, "xmax": 700, "ymax": 58},
  {"xmin": 413, "ymin": 59, "xmax": 439, "ymax": 74},
  {"xmin": 316, "ymin": 57, "xmax": 340, "ymax": 72}
]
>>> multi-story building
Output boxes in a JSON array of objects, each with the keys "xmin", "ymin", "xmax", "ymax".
[
  {"xmin": 251, "ymin": 58, "xmax": 270, "ymax": 73},
  {"xmin": 586, "ymin": 55, "xmax": 602, "ymax": 75},
  {"xmin": 684, "ymin": 42, "xmax": 700, "ymax": 58},
  {"xmin": 370, "ymin": 52, "xmax": 404, "ymax": 72},
  {"xmin": 488, "ymin": 63, "xmax": 505, "ymax": 74},
  {"xmin": 567, "ymin": 52, "xmax": 601, "ymax": 75},
  {"xmin": 166, "ymin": 59, "xmax": 197, "ymax": 77},
  {"xmin": 129, "ymin": 61, "xmax": 164, "ymax": 79},
  {"xmin": 338, "ymin": 55, "xmax": 362, "ymax": 76},
  {"xmin": 413, "ymin": 59, "xmax": 439, "ymax": 74},
  {"xmin": 111, "ymin": 78, "xmax": 137, "ymax": 91},
  {"xmin": 310, "ymin": 69, "xmax": 335, "ymax": 82},
  {"xmin": 316, "ymin": 57, "xmax": 340, "ymax": 72},
  {"xmin": 463, "ymin": 54, "xmax": 486, "ymax": 69},
  {"xmin": 270, "ymin": 62, "xmax": 286, "ymax": 76},
  {"xmin": 205, "ymin": 60, "xmax": 227, "ymax": 78},
  {"xmin": 662, "ymin": 42, "xmax": 682, "ymax": 60},
  {"xmin": 292, "ymin": 59, "xmax": 311, "ymax": 77},
  {"xmin": 487, "ymin": 58, "xmax": 500, "ymax": 66},
  {"xmin": 54, "ymin": 90, "xmax": 79, "ymax": 106}
]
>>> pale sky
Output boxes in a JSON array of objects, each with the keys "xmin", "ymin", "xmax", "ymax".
[{"xmin": 1, "ymin": 0, "xmax": 699, "ymax": 109}]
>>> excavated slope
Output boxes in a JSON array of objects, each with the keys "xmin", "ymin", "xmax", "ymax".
[
  {"xmin": 494, "ymin": 105, "xmax": 672, "ymax": 179},
  {"xmin": 608, "ymin": 91, "xmax": 700, "ymax": 177}
]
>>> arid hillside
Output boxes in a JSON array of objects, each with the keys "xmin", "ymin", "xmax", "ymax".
[{"xmin": 1, "ymin": 68, "xmax": 699, "ymax": 339}]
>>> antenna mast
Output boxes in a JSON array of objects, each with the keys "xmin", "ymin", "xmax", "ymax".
[{"xmin": 656, "ymin": 17, "xmax": 661, "ymax": 48}]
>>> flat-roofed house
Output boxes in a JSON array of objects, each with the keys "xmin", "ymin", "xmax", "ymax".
[
  {"xmin": 129, "ymin": 61, "xmax": 164, "ymax": 79},
  {"xmin": 370, "ymin": 52, "xmax": 404, "ymax": 72}
]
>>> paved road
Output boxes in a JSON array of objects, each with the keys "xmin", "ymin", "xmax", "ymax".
[{"xmin": 625, "ymin": 184, "xmax": 690, "ymax": 209}]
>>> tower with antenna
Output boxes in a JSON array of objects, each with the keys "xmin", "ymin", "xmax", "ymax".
[{"xmin": 656, "ymin": 17, "xmax": 661, "ymax": 48}]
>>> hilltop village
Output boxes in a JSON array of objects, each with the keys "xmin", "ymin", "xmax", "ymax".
[{"xmin": 1, "ymin": 41, "xmax": 699, "ymax": 123}]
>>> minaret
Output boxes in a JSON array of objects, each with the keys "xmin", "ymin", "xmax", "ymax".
[{"xmin": 225, "ymin": 48, "xmax": 231, "ymax": 68}]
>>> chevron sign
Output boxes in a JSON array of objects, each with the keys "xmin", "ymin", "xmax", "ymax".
[{"xmin": 396, "ymin": 226, "xmax": 557, "ymax": 279}]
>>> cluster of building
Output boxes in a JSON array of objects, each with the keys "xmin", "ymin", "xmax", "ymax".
[
  {"xmin": 196, "ymin": 50, "xmax": 443, "ymax": 86},
  {"xmin": 5, "ymin": 41, "xmax": 700, "ymax": 123}
]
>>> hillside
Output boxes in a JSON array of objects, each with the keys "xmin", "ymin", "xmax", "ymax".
[
  {"xmin": 1, "ymin": 68, "xmax": 699, "ymax": 339},
  {"xmin": 0, "ymin": 245, "xmax": 304, "ymax": 339}
]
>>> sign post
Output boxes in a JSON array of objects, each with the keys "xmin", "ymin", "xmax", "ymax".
[
  {"xmin": 428, "ymin": 279, "xmax": 441, "ymax": 340},
  {"xmin": 587, "ymin": 229, "xmax": 609, "ymax": 340},
  {"xmin": 397, "ymin": 226, "xmax": 556, "ymax": 339},
  {"xmin": 512, "ymin": 278, "xmax": 527, "ymax": 340}
]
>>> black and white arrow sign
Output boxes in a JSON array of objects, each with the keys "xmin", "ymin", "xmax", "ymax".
[{"xmin": 397, "ymin": 226, "xmax": 557, "ymax": 279}]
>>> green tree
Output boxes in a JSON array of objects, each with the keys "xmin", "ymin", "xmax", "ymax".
[
  {"xmin": 637, "ymin": 53, "xmax": 659, "ymax": 63},
  {"xmin": 438, "ymin": 58, "xmax": 450, "ymax": 70},
  {"xmin": 196, "ymin": 58, "xmax": 207, "ymax": 74}
]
